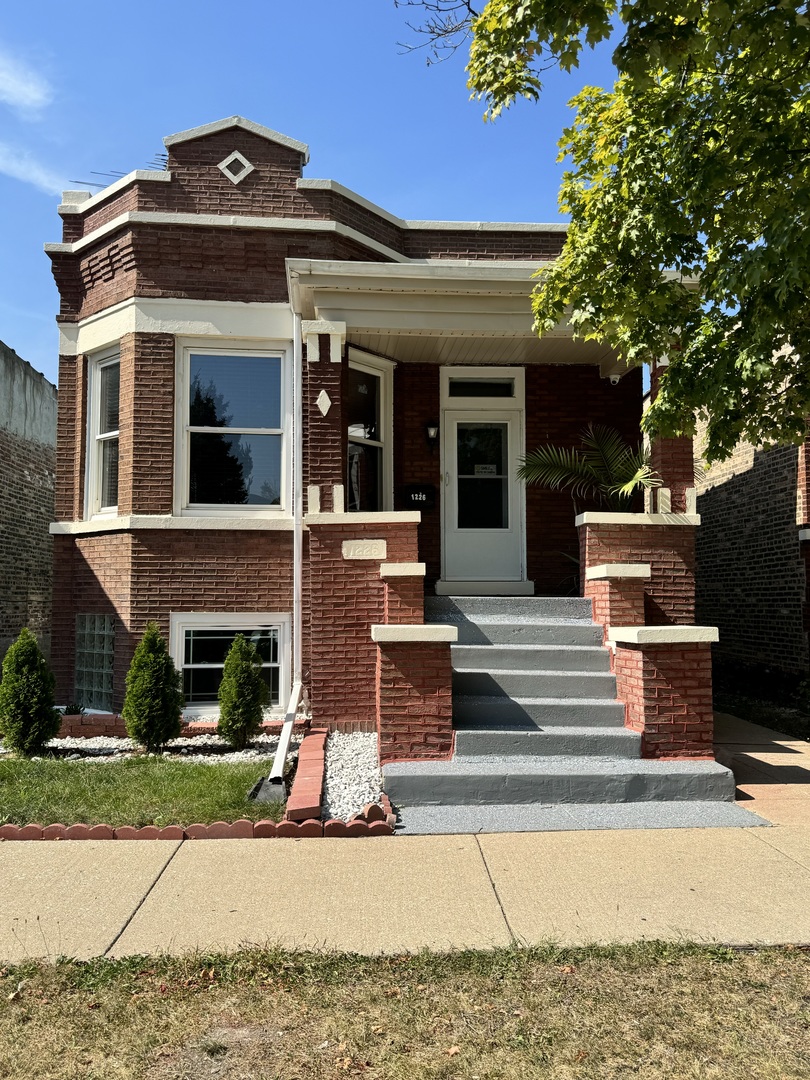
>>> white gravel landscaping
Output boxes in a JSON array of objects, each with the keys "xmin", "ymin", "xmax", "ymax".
[
  {"xmin": 0, "ymin": 732, "xmax": 302, "ymax": 765},
  {"xmin": 321, "ymin": 731, "xmax": 383, "ymax": 821}
]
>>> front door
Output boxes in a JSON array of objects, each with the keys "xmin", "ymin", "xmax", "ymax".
[{"xmin": 444, "ymin": 367, "xmax": 527, "ymax": 587}]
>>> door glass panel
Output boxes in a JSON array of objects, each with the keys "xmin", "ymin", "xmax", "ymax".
[
  {"xmin": 456, "ymin": 422, "xmax": 508, "ymax": 529},
  {"xmin": 347, "ymin": 442, "xmax": 382, "ymax": 511},
  {"xmin": 347, "ymin": 367, "xmax": 380, "ymax": 441}
]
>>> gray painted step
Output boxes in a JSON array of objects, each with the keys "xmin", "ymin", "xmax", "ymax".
[
  {"xmin": 453, "ymin": 668, "xmax": 617, "ymax": 699},
  {"xmin": 394, "ymin": 801, "xmax": 769, "ymax": 834},
  {"xmin": 453, "ymin": 696, "xmax": 627, "ymax": 728},
  {"xmin": 452, "ymin": 643, "xmax": 611, "ymax": 672},
  {"xmin": 454, "ymin": 726, "xmax": 641, "ymax": 758},
  {"xmin": 383, "ymin": 756, "xmax": 736, "ymax": 807},
  {"xmin": 447, "ymin": 618, "xmax": 604, "ymax": 646},
  {"xmin": 426, "ymin": 596, "xmax": 593, "ymax": 621}
]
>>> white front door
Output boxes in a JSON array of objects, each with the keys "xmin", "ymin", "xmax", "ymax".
[{"xmin": 442, "ymin": 409, "xmax": 525, "ymax": 582}]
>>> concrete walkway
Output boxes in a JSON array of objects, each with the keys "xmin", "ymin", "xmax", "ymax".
[{"xmin": 1, "ymin": 712, "xmax": 808, "ymax": 962}]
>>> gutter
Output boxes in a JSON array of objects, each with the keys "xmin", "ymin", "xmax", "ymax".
[{"xmin": 267, "ymin": 311, "xmax": 305, "ymax": 787}]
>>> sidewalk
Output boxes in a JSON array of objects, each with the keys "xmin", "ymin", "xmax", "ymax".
[{"xmin": 1, "ymin": 712, "xmax": 808, "ymax": 963}]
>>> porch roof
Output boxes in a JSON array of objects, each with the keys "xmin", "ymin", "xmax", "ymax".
[{"xmin": 286, "ymin": 259, "xmax": 626, "ymax": 375}]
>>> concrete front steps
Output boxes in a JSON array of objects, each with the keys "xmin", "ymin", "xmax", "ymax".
[{"xmin": 382, "ymin": 595, "xmax": 750, "ymax": 833}]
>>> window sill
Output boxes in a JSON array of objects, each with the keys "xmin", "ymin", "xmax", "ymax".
[{"xmin": 50, "ymin": 515, "xmax": 295, "ymax": 535}]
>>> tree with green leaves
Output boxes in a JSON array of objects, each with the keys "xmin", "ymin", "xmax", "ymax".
[
  {"xmin": 123, "ymin": 622, "xmax": 183, "ymax": 753},
  {"xmin": 0, "ymin": 628, "xmax": 61, "ymax": 756},
  {"xmin": 217, "ymin": 634, "xmax": 267, "ymax": 751},
  {"xmin": 518, "ymin": 423, "xmax": 660, "ymax": 511},
  {"xmin": 398, "ymin": 0, "xmax": 810, "ymax": 462}
]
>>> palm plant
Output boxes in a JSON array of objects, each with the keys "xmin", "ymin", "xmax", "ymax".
[{"xmin": 518, "ymin": 424, "xmax": 661, "ymax": 512}]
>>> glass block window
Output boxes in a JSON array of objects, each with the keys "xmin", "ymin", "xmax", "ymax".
[
  {"xmin": 74, "ymin": 614, "xmax": 115, "ymax": 711},
  {"xmin": 181, "ymin": 625, "xmax": 281, "ymax": 706}
]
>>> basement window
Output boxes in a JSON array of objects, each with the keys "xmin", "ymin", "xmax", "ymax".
[{"xmin": 169, "ymin": 613, "xmax": 290, "ymax": 713}]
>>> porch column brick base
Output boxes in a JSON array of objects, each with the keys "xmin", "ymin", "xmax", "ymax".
[
  {"xmin": 376, "ymin": 641, "xmax": 454, "ymax": 764},
  {"xmin": 613, "ymin": 641, "xmax": 715, "ymax": 758}
]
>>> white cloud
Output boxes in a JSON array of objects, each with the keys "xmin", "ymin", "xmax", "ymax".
[
  {"xmin": 0, "ymin": 141, "xmax": 64, "ymax": 195},
  {"xmin": 0, "ymin": 45, "xmax": 52, "ymax": 112}
]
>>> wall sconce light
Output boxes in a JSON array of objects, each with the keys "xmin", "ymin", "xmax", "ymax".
[{"xmin": 425, "ymin": 422, "xmax": 439, "ymax": 447}]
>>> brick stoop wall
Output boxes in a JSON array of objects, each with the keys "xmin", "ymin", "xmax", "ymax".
[
  {"xmin": 376, "ymin": 642, "xmax": 454, "ymax": 764},
  {"xmin": 613, "ymin": 642, "xmax": 715, "ymax": 758},
  {"xmin": 578, "ymin": 511, "xmax": 717, "ymax": 758}
]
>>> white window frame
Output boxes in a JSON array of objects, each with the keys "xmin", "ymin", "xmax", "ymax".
[
  {"xmin": 440, "ymin": 365, "xmax": 525, "ymax": 411},
  {"xmin": 174, "ymin": 338, "xmax": 293, "ymax": 517},
  {"xmin": 347, "ymin": 347, "xmax": 395, "ymax": 512},
  {"xmin": 84, "ymin": 347, "xmax": 121, "ymax": 519},
  {"xmin": 169, "ymin": 611, "xmax": 291, "ymax": 717}
]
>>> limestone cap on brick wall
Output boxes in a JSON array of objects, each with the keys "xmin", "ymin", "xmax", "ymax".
[
  {"xmin": 608, "ymin": 625, "xmax": 719, "ymax": 645},
  {"xmin": 371, "ymin": 624, "xmax": 458, "ymax": 643},
  {"xmin": 585, "ymin": 563, "xmax": 651, "ymax": 580}
]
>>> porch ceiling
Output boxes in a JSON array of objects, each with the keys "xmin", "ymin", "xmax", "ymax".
[{"xmin": 287, "ymin": 259, "xmax": 624, "ymax": 373}]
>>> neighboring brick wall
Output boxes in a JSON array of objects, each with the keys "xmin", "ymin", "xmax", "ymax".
[
  {"xmin": 580, "ymin": 522, "xmax": 696, "ymax": 625},
  {"xmin": 0, "ymin": 342, "xmax": 57, "ymax": 657},
  {"xmin": 306, "ymin": 519, "xmax": 419, "ymax": 728},
  {"xmin": 695, "ymin": 433, "xmax": 808, "ymax": 675},
  {"xmin": 376, "ymin": 642, "xmax": 454, "ymax": 763},
  {"xmin": 614, "ymin": 643, "xmax": 714, "ymax": 758}
]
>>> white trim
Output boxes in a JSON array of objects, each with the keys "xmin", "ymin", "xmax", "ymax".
[
  {"xmin": 44, "ymin": 211, "xmax": 409, "ymax": 264},
  {"xmin": 440, "ymin": 365, "xmax": 525, "ymax": 410},
  {"xmin": 58, "ymin": 297, "xmax": 293, "ymax": 357},
  {"xmin": 50, "ymin": 515, "xmax": 295, "ymax": 535},
  {"xmin": 576, "ymin": 512, "xmax": 701, "ymax": 527},
  {"xmin": 169, "ymin": 610, "xmax": 291, "ymax": 715},
  {"xmin": 84, "ymin": 348, "xmax": 120, "ymax": 519},
  {"xmin": 380, "ymin": 562, "xmax": 426, "ymax": 578},
  {"xmin": 296, "ymin": 178, "xmax": 567, "ymax": 234},
  {"xmin": 58, "ymin": 171, "xmax": 171, "ymax": 215},
  {"xmin": 332, "ymin": 484, "xmax": 345, "ymax": 513},
  {"xmin": 585, "ymin": 563, "xmax": 652, "ymax": 580},
  {"xmin": 371, "ymin": 624, "xmax": 458, "ymax": 643},
  {"xmin": 163, "ymin": 116, "xmax": 310, "ymax": 160},
  {"xmin": 608, "ymin": 625, "xmax": 719, "ymax": 645},
  {"xmin": 304, "ymin": 511, "xmax": 421, "ymax": 525},
  {"xmin": 217, "ymin": 151, "xmax": 255, "ymax": 185},
  {"xmin": 174, "ymin": 338, "xmax": 293, "ymax": 517},
  {"xmin": 301, "ymin": 319, "xmax": 347, "ymax": 337},
  {"xmin": 347, "ymin": 349, "xmax": 394, "ymax": 512}
]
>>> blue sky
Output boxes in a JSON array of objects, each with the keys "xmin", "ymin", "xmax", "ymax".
[{"xmin": 0, "ymin": 1, "xmax": 618, "ymax": 385}]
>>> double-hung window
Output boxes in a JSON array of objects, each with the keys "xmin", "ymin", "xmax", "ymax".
[
  {"xmin": 87, "ymin": 351, "xmax": 120, "ymax": 516},
  {"xmin": 346, "ymin": 350, "xmax": 393, "ymax": 512},
  {"xmin": 180, "ymin": 346, "xmax": 288, "ymax": 513}
]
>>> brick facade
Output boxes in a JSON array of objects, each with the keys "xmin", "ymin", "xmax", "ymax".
[
  {"xmin": 695, "ymin": 425, "xmax": 808, "ymax": 677},
  {"xmin": 613, "ymin": 642, "xmax": 714, "ymax": 758},
  {"xmin": 0, "ymin": 342, "xmax": 57, "ymax": 658}
]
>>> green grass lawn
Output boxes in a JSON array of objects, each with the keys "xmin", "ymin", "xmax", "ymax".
[
  {"xmin": 0, "ymin": 757, "xmax": 284, "ymax": 827},
  {"xmin": 0, "ymin": 944, "xmax": 807, "ymax": 1079}
]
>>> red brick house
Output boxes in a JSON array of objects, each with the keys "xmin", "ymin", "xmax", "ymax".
[{"xmin": 47, "ymin": 116, "xmax": 735, "ymax": 815}]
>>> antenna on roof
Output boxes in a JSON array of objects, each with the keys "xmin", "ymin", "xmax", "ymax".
[
  {"xmin": 146, "ymin": 152, "xmax": 169, "ymax": 170},
  {"xmin": 68, "ymin": 169, "xmax": 128, "ymax": 189}
]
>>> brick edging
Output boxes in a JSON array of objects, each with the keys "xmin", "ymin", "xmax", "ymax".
[{"xmin": 0, "ymin": 817, "xmax": 393, "ymax": 841}]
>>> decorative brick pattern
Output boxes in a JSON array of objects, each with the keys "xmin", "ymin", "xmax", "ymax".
[
  {"xmin": 376, "ymin": 642, "xmax": 454, "ymax": 763},
  {"xmin": 613, "ymin": 642, "xmax": 715, "ymax": 758}
]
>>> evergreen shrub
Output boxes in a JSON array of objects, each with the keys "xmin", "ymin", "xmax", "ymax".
[
  {"xmin": 217, "ymin": 634, "xmax": 267, "ymax": 750},
  {"xmin": 123, "ymin": 622, "xmax": 183, "ymax": 752},
  {"xmin": 0, "ymin": 628, "xmax": 61, "ymax": 756}
]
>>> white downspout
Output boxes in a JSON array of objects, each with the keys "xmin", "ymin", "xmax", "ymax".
[{"xmin": 268, "ymin": 311, "xmax": 304, "ymax": 784}]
